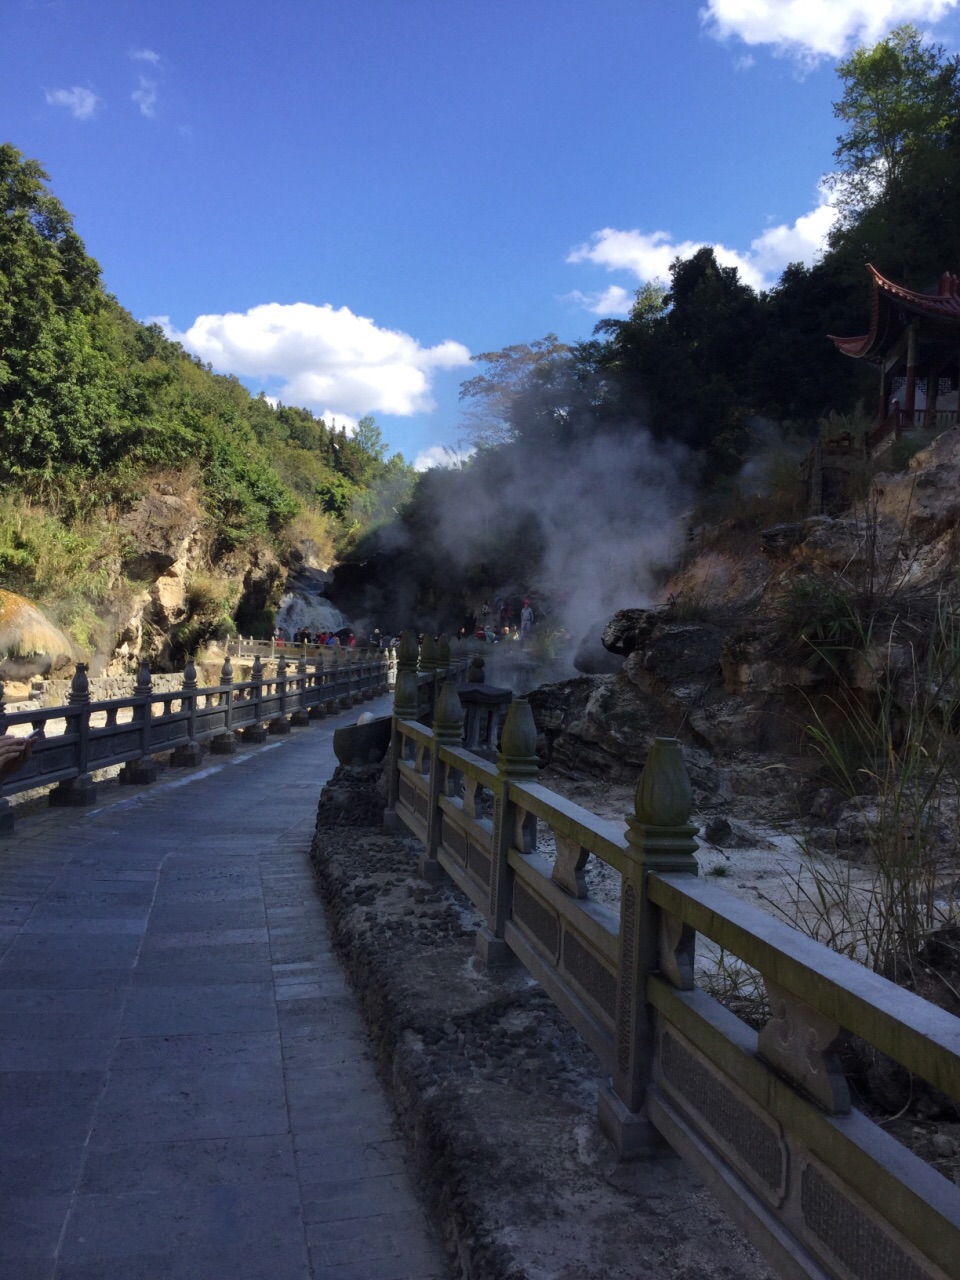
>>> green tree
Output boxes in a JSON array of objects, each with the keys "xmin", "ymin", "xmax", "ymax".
[
  {"xmin": 458, "ymin": 334, "xmax": 571, "ymax": 445},
  {"xmin": 831, "ymin": 25, "xmax": 960, "ymax": 222}
]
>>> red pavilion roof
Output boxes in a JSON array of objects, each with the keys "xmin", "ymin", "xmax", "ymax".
[{"xmin": 828, "ymin": 265, "xmax": 960, "ymax": 361}]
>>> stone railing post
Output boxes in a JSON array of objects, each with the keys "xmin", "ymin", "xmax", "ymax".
[
  {"xmin": 599, "ymin": 736, "xmax": 699, "ymax": 1160},
  {"xmin": 420, "ymin": 681, "xmax": 464, "ymax": 882},
  {"xmin": 211, "ymin": 656, "xmax": 238, "ymax": 754},
  {"xmin": 477, "ymin": 696, "xmax": 538, "ymax": 967},
  {"xmin": 242, "ymin": 655, "xmax": 268, "ymax": 742},
  {"xmin": 51, "ymin": 663, "xmax": 96, "ymax": 806},
  {"xmin": 419, "ymin": 634, "xmax": 438, "ymax": 719},
  {"xmin": 384, "ymin": 632, "xmax": 420, "ymax": 831},
  {"xmin": 309, "ymin": 654, "xmax": 327, "ymax": 719},
  {"xmin": 435, "ymin": 634, "xmax": 451, "ymax": 680},
  {"xmin": 172, "ymin": 657, "xmax": 203, "ymax": 765},
  {"xmin": 350, "ymin": 649, "xmax": 363, "ymax": 707},
  {"xmin": 0, "ymin": 681, "xmax": 13, "ymax": 834},
  {"xmin": 121, "ymin": 658, "xmax": 159, "ymax": 784},
  {"xmin": 387, "ymin": 644, "xmax": 398, "ymax": 689},
  {"xmin": 291, "ymin": 655, "xmax": 311, "ymax": 726},
  {"xmin": 270, "ymin": 655, "xmax": 292, "ymax": 734}
]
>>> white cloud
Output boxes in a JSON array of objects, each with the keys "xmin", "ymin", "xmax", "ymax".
[
  {"xmin": 414, "ymin": 444, "xmax": 476, "ymax": 472},
  {"xmin": 159, "ymin": 302, "xmax": 471, "ymax": 421},
  {"xmin": 132, "ymin": 76, "xmax": 158, "ymax": 117},
  {"xmin": 564, "ymin": 284, "xmax": 634, "ymax": 316},
  {"xmin": 733, "ymin": 53, "xmax": 756, "ymax": 72},
  {"xmin": 701, "ymin": 0, "xmax": 959, "ymax": 63},
  {"xmin": 567, "ymin": 187, "xmax": 839, "ymax": 308},
  {"xmin": 44, "ymin": 86, "xmax": 100, "ymax": 120},
  {"xmin": 130, "ymin": 48, "xmax": 161, "ymax": 65}
]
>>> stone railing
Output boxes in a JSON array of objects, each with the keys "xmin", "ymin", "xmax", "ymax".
[
  {"xmin": 385, "ymin": 653, "xmax": 960, "ymax": 1280},
  {"xmin": 0, "ymin": 648, "xmax": 392, "ymax": 834}
]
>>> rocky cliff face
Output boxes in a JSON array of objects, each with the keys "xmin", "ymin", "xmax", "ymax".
[
  {"xmin": 531, "ymin": 427, "xmax": 960, "ymax": 818},
  {"xmin": 3, "ymin": 477, "xmax": 286, "ymax": 682}
]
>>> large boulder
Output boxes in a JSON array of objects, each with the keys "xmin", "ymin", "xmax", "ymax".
[
  {"xmin": 119, "ymin": 488, "xmax": 202, "ymax": 580},
  {"xmin": 600, "ymin": 608, "xmax": 661, "ymax": 657},
  {"xmin": 0, "ymin": 590, "xmax": 76, "ymax": 678},
  {"xmin": 573, "ymin": 620, "xmax": 624, "ymax": 674}
]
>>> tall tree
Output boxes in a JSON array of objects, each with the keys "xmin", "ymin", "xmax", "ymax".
[{"xmin": 458, "ymin": 334, "xmax": 571, "ymax": 445}]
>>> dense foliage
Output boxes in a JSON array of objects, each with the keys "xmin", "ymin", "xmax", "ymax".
[
  {"xmin": 0, "ymin": 141, "xmax": 414, "ymax": 570},
  {"xmin": 350, "ymin": 25, "xmax": 960, "ymax": 631}
]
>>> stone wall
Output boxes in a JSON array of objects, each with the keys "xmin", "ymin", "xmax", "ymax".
[{"xmin": 41, "ymin": 671, "xmax": 186, "ymax": 707}]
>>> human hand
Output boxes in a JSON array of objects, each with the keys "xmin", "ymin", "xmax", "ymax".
[{"xmin": 0, "ymin": 734, "xmax": 33, "ymax": 781}]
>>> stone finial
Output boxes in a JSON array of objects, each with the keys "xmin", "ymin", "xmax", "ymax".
[
  {"xmin": 497, "ymin": 697, "xmax": 538, "ymax": 779},
  {"xmin": 251, "ymin": 655, "xmax": 263, "ymax": 682},
  {"xmin": 634, "ymin": 737, "xmax": 693, "ymax": 827},
  {"xmin": 436, "ymin": 635, "xmax": 451, "ymax": 670},
  {"xmin": 398, "ymin": 630, "xmax": 419, "ymax": 672},
  {"xmin": 420, "ymin": 634, "xmax": 438, "ymax": 672},
  {"xmin": 182, "ymin": 657, "xmax": 198, "ymax": 691},
  {"xmin": 433, "ymin": 681, "xmax": 464, "ymax": 742},
  {"xmin": 68, "ymin": 663, "xmax": 90, "ymax": 705},
  {"xmin": 298, "ymin": 654, "xmax": 308, "ymax": 674},
  {"xmin": 276, "ymin": 655, "xmax": 288, "ymax": 678},
  {"xmin": 220, "ymin": 656, "xmax": 233, "ymax": 685},
  {"xmin": 394, "ymin": 668, "xmax": 419, "ymax": 720},
  {"xmin": 135, "ymin": 658, "xmax": 152, "ymax": 694},
  {"xmin": 467, "ymin": 655, "xmax": 485, "ymax": 683}
]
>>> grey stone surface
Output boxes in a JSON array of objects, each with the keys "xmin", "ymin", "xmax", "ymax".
[{"xmin": 0, "ymin": 694, "xmax": 448, "ymax": 1280}]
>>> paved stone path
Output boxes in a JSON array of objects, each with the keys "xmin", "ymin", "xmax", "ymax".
[{"xmin": 0, "ymin": 696, "xmax": 448, "ymax": 1280}]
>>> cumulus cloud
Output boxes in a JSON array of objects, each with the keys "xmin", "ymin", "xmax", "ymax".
[
  {"xmin": 130, "ymin": 48, "xmax": 161, "ymax": 65},
  {"xmin": 159, "ymin": 302, "xmax": 471, "ymax": 421},
  {"xmin": 44, "ymin": 86, "xmax": 100, "ymax": 120},
  {"xmin": 413, "ymin": 443, "xmax": 477, "ymax": 472},
  {"xmin": 132, "ymin": 76, "xmax": 158, "ymax": 117},
  {"xmin": 564, "ymin": 284, "xmax": 634, "ymax": 316},
  {"xmin": 701, "ymin": 0, "xmax": 959, "ymax": 63},
  {"xmin": 567, "ymin": 187, "xmax": 839, "ymax": 306}
]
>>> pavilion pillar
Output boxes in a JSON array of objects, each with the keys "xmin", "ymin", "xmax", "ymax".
[{"xmin": 904, "ymin": 323, "xmax": 918, "ymax": 425}]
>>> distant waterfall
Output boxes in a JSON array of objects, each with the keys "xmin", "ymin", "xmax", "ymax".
[{"xmin": 275, "ymin": 590, "xmax": 348, "ymax": 637}]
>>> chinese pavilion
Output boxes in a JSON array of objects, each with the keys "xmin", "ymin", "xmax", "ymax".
[{"xmin": 828, "ymin": 264, "xmax": 960, "ymax": 453}]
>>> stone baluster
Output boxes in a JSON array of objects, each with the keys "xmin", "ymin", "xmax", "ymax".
[
  {"xmin": 419, "ymin": 634, "xmax": 438, "ymax": 720},
  {"xmin": 362, "ymin": 648, "xmax": 376, "ymax": 701},
  {"xmin": 269, "ymin": 655, "xmax": 292, "ymax": 734},
  {"xmin": 436, "ymin": 634, "xmax": 451, "ymax": 679},
  {"xmin": 310, "ymin": 654, "xmax": 327, "ymax": 719},
  {"xmin": 420, "ymin": 681, "xmax": 464, "ymax": 883},
  {"xmin": 172, "ymin": 656, "xmax": 203, "ymax": 765},
  {"xmin": 477, "ymin": 696, "xmax": 539, "ymax": 968},
  {"xmin": 599, "ymin": 736, "xmax": 699, "ymax": 1160},
  {"xmin": 121, "ymin": 658, "xmax": 159, "ymax": 784},
  {"xmin": 291, "ymin": 654, "xmax": 311, "ymax": 726},
  {"xmin": 51, "ymin": 663, "xmax": 97, "ymax": 807},
  {"xmin": 242, "ymin": 655, "xmax": 268, "ymax": 742},
  {"xmin": 210, "ymin": 656, "xmax": 237, "ymax": 754},
  {"xmin": 384, "ymin": 632, "xmax": 421, "ymax": 830}
]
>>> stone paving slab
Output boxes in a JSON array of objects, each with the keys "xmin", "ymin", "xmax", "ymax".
[{"xmin": 0, "ymin": 696, "xmax": 449, "ymax": 1280}]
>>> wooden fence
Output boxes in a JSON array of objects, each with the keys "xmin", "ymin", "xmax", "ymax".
[
  {"xmin": 386, "ymin": 634, "xmax": 960, "ymax": 1280},
  {"xmin": 0, "ymin": 648, "xmax": 393, "ymax": 833}
]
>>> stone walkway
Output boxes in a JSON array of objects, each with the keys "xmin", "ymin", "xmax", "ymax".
[{"xmin": 0, "ymin": 696, "xmax": 448, "ymax": 1280}]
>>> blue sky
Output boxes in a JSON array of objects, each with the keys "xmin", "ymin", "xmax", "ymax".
[{"xmin": 5, "ymin": 0, "xmax": 960, "ymax": 467}]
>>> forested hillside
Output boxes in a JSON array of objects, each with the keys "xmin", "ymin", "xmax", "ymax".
[
  {"xmin": 342, "ymin": 25, "xmax": 960, "ymax": 632},
  {"xmin": 0, "ymin": 143, "xmax": 414, "ymax": 652}
]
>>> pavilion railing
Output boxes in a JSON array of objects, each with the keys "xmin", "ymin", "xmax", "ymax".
[
  {"xmin": 385, "ymin": 636, "xmax": 960, "ymax": 1280},
  {"xmin": 867, "ymin": 406, "xmax": 959, "ymax": 455}
]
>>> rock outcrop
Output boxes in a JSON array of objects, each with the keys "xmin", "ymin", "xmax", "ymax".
[{"xmin": 0, "ymin": 591, "xmax": 76, "ymax": 678}]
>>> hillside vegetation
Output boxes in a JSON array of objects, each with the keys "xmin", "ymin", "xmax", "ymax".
[
  {"xmin": 0, "ymin": 141, "xmax": 414, "ymax": 651},
  {"xmin": 343, "ymin": 25, "xmax": 960, "ymax": 632}
]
